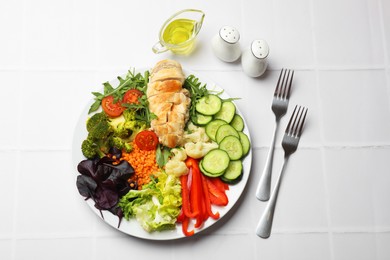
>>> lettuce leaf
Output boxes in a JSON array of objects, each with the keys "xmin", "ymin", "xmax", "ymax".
[{"xmin": 118, "ymin": 172, "xmax": 182, "ymax": 232}]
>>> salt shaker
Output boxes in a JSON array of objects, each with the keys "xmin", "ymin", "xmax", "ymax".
[
  {"xmin": 211, "ymin": 26, "xmax": 241, "ymax": 62},
  {"xmin": 241, "ymin": 39, "xmax": 269, "ymax": 77}
]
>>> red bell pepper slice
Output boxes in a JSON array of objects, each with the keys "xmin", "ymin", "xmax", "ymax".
[
  {"xmin": 189, "ymin": 161, "xmax": 205, "ymax": 228},
  {"xmin": 206, "ymin": 177, "xmax": 229, "ymax": 206},
  {"xmin": 181, "ymin": 216, "xmax": 194, "ymax": 237},
  {"xmin": 180, "ymin": 173, "xmax": 198, "ymax": 218},
  {"xmin": 201, "ymin": 174, "xmax": 220, "ymax": 219}
]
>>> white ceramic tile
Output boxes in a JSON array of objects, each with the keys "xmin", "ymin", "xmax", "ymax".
[
  {"xmin": 19, "ymin": 71, "xmax": 97, "ymax": 149},
  {"xmin": 376, "ymin": 233, "xmax": 390, "ymax": 260},
  {"xmin": 241, "ymin": 0, "xmax": 275, "ymax": 63},
  {"xmin": 254, "ymin": 233, "xmax": 331, "ymax": 260},
  {"xmin": 382, "ymin": 0, "xmax": 390, "ymax": 65},
  {"xmin": 0, "ymin": 240, "xmax": 13, "ymax": 260},
  {"xmin": 265, "ymin": 149, "xmax": 328, "ymax": 231},
  {"xmin": 69, "ymin": 0, "xmax": 98, "ymax": 68},
  {"xmin": 173, "ymin": 234, "xmax": 255, "ymax": 260},
  {"xmin": 332, "ymin": 233, "xmax": 377, "ymax": 260},
  {"xmin": 0, "ymin": 152, "xmax": 17, "ymax": 237},
  {"xmin": 0, "ymin": 0, "xmax": 23, "ymax": 68},
  {"xmin": 96, "ymin": 0, "xmax": 174, "ymax": 69},
  {"xmin": 324, "ymin": 148, "xmax": 390, "ymax": 230},
  {"xmin": 247, "ymin": 0, "xmax": 315, "ymax": 69},
  {"xmin": 23, "ymin": 0, "xmax": 74, "ymax": 68},
  {"xmin": 96, "ymin": 236, "xmax": 173, "ymax": 259},
  {"xmin": 313, "ymin": 0, "xmax": 384, "ymax": 68},
  {"xmin": 318, "ymin": 70, "xmax": 390, "ymax": 145},
  {"xmin": 0, "ymin": 71, "xmax": 21, "ymax": 148},
  {"xmin": 15, "ymin": 237, "xmax": 93, "ymax": 260},
  {"xmin": 15, "ymin": 151, "xmax": 94, "ymax": 236}
]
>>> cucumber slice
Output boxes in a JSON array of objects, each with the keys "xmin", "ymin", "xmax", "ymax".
[
  {"xmin": 219, "ymin": 135, "xmax": 243, "ymax": 160},
  {"xmin": 201, "ymin": 149, "xmax": 230, "ymax": 176},
  {"xmin": 205, "ymin": 119, "xmax": 227, "ymax": 141},
  {"xmin": 199, "ymin": 160, "xmax": 222, "ymax": 177},
  {"xmin": 195, "ymin": 94, "xmax": 222, "ymax": 116},
  {"xmin": 214, "ymin": 101, "xmax": 236, "ymax": 123},
  {"xmin": 230, "ymin": 114, "xmax": 244, "ymax": 132},
  {"xmin": 215, "ymin": 124, "xmax": 240, "ymax": 144},
  {"xmin": 192, "ymin": 112, "xmax": 213, "ymax": 126},
  {"xmin": 238, "ymin": 132, "xmax": 251, "ymax": 157},
  {"xmin": 221, "ymin": 160, "xmax": 243, "ymax": 184}
]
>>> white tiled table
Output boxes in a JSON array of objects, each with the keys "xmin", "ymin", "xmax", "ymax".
[{"xmin": 1, "ymin": 0, "xmax": 390, "ymax": 259}]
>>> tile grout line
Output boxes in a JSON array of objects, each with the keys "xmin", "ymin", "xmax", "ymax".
[{"xmin": 308, "ymin": 1, "xmax": 335, "ymax": 259}]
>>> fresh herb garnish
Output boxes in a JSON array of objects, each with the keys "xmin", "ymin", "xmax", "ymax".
[
  {"xmin": 89, "ymin": 70, "xmax": 150, "ymax": 114},
  {"xmin": 183, "ymin": 74, "xmax": 210, "ymax": 123}
]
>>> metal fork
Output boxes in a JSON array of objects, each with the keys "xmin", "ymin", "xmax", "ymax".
[
  {"xmin": 256, "ymin": 105, "xmax": 308, "ymax": 238},
  {"xmin": 256, "ymin": 69, "xmax": 294, "ymax": 201}
]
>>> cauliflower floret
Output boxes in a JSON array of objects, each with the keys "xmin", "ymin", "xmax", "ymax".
[
  {"xmin": 170, "ymin": 148, "xmax": 187, "ymax": 161},
  {"xmin": 165, "ymin": 160, "xmax": 188, "ymax": 177},
  {"xmin": 165, "ymin": 148, "xmax": 188, "ymax": 177},
  {"xmin": 184, "ymin": 122, "xmax": 210, "ymax": 143},
  {"xmin": 184, "ymin": 142, "xmax": 218, "ymax": 159}
]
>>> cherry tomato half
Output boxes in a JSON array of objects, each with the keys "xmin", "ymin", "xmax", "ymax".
[
  {"xmin": 135, "ymin": 130, "xmax": 159, "ymax": 151},
  {"xmin": 101, "ymin": 95, "xmax": 124, "ymax": 117},
  {"xmin": 122, "ymin": 89, "xmax": 143, "ymax": 105}
]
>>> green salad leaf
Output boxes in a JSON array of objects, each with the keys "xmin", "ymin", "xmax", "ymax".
[{"xmin": 118, "ymin": 172, "xmax": 182, "ymax": 232}]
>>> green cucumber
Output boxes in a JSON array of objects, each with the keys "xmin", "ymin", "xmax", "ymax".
[
  {"xmin": 215, "ymin": 124, "xmax": 240, "ymax": 144},
  {"xmin": 221, "ymin": 160, "xmax": 243, "ymax": 184},
  {"xmin": 195, "ymin": 94, "xmax": 222, "ymax": 116},
  {"xmin": 205, "ymin": 119, "xmax": 227, "ymax": 141},
  {"xmin": 214, "ymin": 101, "xmax": 236, "ymax": 123},
  {"xmin": 230, "ymin": 114, "xmax": 244, "ymax": 132},
  {"xmin": 238, "ymin": 132, "xmax": 251, "ymax": 157},
  {"xmin": 201, "ymin": 149, "xmax": 230, "ymax": 176},
  {"xmin": 219, "ymin": 135, "xmax": 243, "ymax": 160},
  {"xmin": 192, "ymin": 112, "xmax": 213, "ymax": 126}
]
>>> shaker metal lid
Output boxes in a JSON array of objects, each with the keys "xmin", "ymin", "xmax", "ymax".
[
  {"xmin": 219, "ymin": 26, "xmax": 240, "ymax": 44},
  {"xmin": 251, "ymin": 39, "xmax": 269, "ymax": 59}
]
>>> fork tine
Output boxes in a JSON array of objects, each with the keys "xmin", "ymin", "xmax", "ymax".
[
  {"xmin": 274, "ymin": 69, "xmax": 285, "ymax": 98},
  {"xmin": 284, "ymin": 70, "xmax": 294, "ymax": 99},
  {"xmin": 297, "ymin": 107, "xmax": 308, "ymax": 137},
  {"xmin": 285, "ymin": 105, "xmax": 297, "ymax": 135},
  {"xmin": 274, "ymin": 69, "xmax": 294, "ymax": 100},
  {"xmin": 285, "ymin": 105, "xmax": 308, "ymax": 137}
]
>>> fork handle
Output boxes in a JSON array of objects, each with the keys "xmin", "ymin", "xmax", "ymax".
[
  {"xmin": 256, "ymin": 122, "xmax": 279, "ymax": 201},
  {"xmin": 256, "ymin": 157, "xmax": 288, "ymax": 238}
]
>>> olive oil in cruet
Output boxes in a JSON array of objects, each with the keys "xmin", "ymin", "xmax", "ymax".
[{"xmin": 162, "ymin": 19, "xmax": 196, "ymax": 54}]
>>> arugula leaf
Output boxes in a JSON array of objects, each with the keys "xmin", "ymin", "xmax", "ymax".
[
  {"xmin": 183, "ymin": 74, "xmax": 210, "ymax": 122},
  {"xmin": 88, "ymin": 69, "xmax": 150, "ymax": 114}
]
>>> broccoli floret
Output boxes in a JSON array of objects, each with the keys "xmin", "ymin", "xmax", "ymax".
[
  {"xmin": 86, "ymin": 112, "xmax": 112, "ymax": 139},
  {"xmin": 81, "ymin": 138, "xmax": 106, "ymax": 159},
  {"xmin": 109, "ymin": 109, "xmax": 147, "ymax": 139},
  {"xmin": 87, "ymin": 112, "xmax": 107, "ymax": 131},
  {"xmin": 110, "ymin": 137, "xmax": 133, "ymax": 153},
  {"xmin": 123, "ymin": 109, "xmax": 136, "ymax": 122},
  {"xmin": 82, "ymin": 109, "xmax": 148, "ymax": 159}
]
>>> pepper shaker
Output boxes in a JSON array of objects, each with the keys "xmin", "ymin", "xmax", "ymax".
[
  {"xmin": 241, "ymin": 39, "xmax": 269, "ymax": 77},
  {"xmin": 211, "ymin": 26, "xmax": 241, "ymax": 62}
]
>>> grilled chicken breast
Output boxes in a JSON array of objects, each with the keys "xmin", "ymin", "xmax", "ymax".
[{"xmin": 147, "ymin": 60, "xmax": 191, "ymax": 148}]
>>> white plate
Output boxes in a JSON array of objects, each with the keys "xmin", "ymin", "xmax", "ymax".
[{"xmin": 72, "ymin": 67, "xmax": 252, "ymax": 240}]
